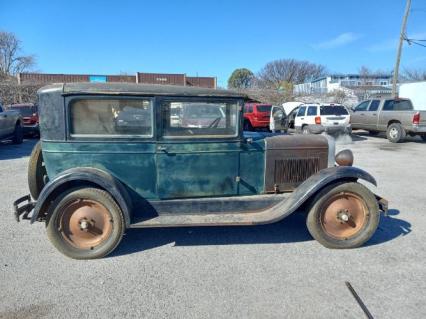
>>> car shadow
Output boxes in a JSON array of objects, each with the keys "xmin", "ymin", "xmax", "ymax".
[
  {"xmin": 366, "ymin": 209, "xmax": 411, "ymax": 246},
  {"xmin": 354, "ymin": 131, "xmax": 426, "ymax": 144},
  {"xmin": 0, "ymin": 138, "xmax": 38, "ymax": 160},
  {"xmin": 110, "ymin": 208, "xmax": 410, "ymax": 257}
]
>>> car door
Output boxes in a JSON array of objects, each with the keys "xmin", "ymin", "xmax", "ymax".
[
  {"xmin": 156, "ymin": 97, "xmax": 241, "ymax": 199},
  {"xmin": 294, "ymin": 106, "xmax": 307, "ymax": 129},
  {"xmin": 365, "ymin": 99, "xmax": 380, "ymax": 130},
  {"xmin": 351, "ymin": 100, "xmax": 370, "ymax": 129}
]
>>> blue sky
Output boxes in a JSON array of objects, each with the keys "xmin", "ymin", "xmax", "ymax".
[{"xmin": 1, "ymin": 0, "xmax": 425, "ymax": 87}]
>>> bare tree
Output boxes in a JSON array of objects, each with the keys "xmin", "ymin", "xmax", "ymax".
[
  {"xmin": 358, "ymin": 66, "xmax": 371, "ymax": 85},
  {"xmin": 0, "ymin": 31, "xmax": 36, "ymax": 78},
  {"xmin": 257, "ymin": 59, "xmax": 327, "ymax": 89},
  {"xmin": 401, "ymin": 68, "xmax": 426, "ymax": 81}
]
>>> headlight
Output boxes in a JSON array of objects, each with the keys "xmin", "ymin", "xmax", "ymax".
[{"xmin": 335, "ymin": 149, "xmax": 354, "ymax": 166}]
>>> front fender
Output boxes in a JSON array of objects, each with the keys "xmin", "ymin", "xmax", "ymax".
[
  {"xmin": 248, "ymin": 166, "xmax": 377, "ymax": 225},
  {"xmin": 31, "ymin": 167, "xmax": 132, "ymax": 226}
]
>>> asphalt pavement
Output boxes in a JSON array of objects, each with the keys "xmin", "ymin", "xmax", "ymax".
[{"xmin": 0, "ymin": 133, "xmax": 425, "ymax": 319}]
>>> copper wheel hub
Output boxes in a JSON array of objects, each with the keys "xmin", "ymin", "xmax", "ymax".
[
  {"xmin": 320, "ymin": 192, "xmax": 368, "ymax": 239},
  {"xmin": 59, "ymin": 199, "xmax": 113, "ymax": 249}
]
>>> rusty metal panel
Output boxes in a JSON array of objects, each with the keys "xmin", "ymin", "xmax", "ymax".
[
  {"xmin": 186, "ymin": 76, "xmax": 216, "ymax": 88},
  {"xmin": 137, "ymin": 72, "xmax": 185, "ymax": 86},
  {"xmin": 264, "ymin": 135, "xmax": 328, "ymax": 192},
  {"xmin": 106, "ymin": 75, "xmax": 136, "ymax": 83}
]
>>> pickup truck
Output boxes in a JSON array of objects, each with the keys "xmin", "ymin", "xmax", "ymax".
[
  {"xmin": 351, "ymin": 98, "xmax": 426, "ymax": 143},
  {"xmin": 0, "ymin": 102, "xmax": 24, "ymax": 144}
]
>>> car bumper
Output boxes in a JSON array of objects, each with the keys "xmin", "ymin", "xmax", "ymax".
[
  {"xmin": 23, "ymin": 123, "xmax": 39, "ymax": 134},
  {"xmin": 410, "ymin": 125, "xmax": 426, "ymax": 134}
]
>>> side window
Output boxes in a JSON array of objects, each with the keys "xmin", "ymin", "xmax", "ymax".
[
  {"xmin": 69, "ymin": 98, "xmax": 153, "ymax": 137},
  {"xmin": 307, "ymin": 106, "xmax": 318, "ymax": 116},
  {"xmin": 382, "ymin": 100, "xmax": 394, "ymax": 111},
  {"xmin": 297, "ymin": 106, "xmax": 306, "ymax": 117},
  {"xmin": 383, "ymin": 100, "xmax": 413, "ymax": 111},
  {"xmin": 244, "ymin": 105, "xmax": 253, "ymax": 113},
  {"xmin": 162, "ymin": 100, "xmax": 239, "ymax": 138},
  {"xmin": 0, "ymin": 105, "xmax": 3, "ymax": 113},
  {"xmin": 355, "ymin": 101, "xmax": 369, "ymax": 111},
  {"xmin": 368, "ymin": 100, "xmax": 380, "ymax": 112}
]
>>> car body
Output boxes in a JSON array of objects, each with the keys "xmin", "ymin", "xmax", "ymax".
[
  {"xmin": 14, "ymin": 83, "xmax": 387, "ymax": 259},
  {"xmin": 0, "ymin": 102, "xmax": 24, "ymax": 144},
  {"xmin": 7, "ymin": 103, "xmax": 39, "ymax": 136},
  {"xmin": 295, "ymin": 103, "xmax": 351, "ymax": 135},
  {"xmin": 351, "ymin": 98, "xmax": 426, "ymax": 142},
  {"xmin": 243, "ymin": 103, "xmax": 272, "ymax": 131}
]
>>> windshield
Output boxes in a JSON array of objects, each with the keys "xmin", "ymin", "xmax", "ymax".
[
  {"xmin": 9, "ymin": 105, "xmax": 35, "ymax": 116},
  {"xmin": 256, "ymin": 105, "xmax": 272, "ymax": 113},
  {"xmin": 320, "ymin": 105, "xmax": 348, "ymax": 116}
]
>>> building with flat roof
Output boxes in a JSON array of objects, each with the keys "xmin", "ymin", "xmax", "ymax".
[{"xmin": 18, "ymin": 72, "xmax": 217, "ymax": 89}]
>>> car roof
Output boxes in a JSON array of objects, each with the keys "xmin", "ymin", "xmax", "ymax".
[{"xmin": 38, "ymin": 83, "xmax": 247, "ymax": 99}]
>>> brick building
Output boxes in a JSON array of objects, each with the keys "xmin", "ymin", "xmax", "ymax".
[{"xmin": 18, "ymin": 72, "xmax": 217, "ymax": 89}]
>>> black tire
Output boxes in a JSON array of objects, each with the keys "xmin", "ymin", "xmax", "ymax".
[
  {"xmin": 46, "ymin": 187, "xmax": 125, "ymax": 259},
  {"xmin": 12, "ymin": 122, "xmax": 23, "ymax": 144},
  {"xmin": 420, "ymin": 135, "xmax": 426, "ymax": 142},
  {"xmin": 368, "ymin": 130, "xmax": 380, "ymax": 136},
  {"xmin": 386, "ymin": 123, "xmax": 406, "ymax": 143},
  {"xmin": 306, "ymin": 182, "xmax": 380, "ymax": 249},
  {"xmin": 243, "ymin": 120, "xmax": 253, "ymax": 131},
  {"xmin": 28, "ymin": 141, "xmax": 47, "ymax": 199}
]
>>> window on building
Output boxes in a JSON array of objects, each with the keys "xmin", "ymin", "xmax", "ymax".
[
  {"xmin": 162, "ymin": 100, "xmax": 238, "ymax": 138},
  {"xmin": 69, "ymin": 99, "xmax": 153, "ymax": 137}
]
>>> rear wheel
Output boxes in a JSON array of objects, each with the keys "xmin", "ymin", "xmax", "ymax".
[
  {"xmin": 386, "ymin": 123, "xmax": 406, "ymax": 143},
  {"xmin": 28, "ymin": 141, "xmax": 47, "ymax": 199},
  {"xmin": 306, "ymin": 182, "xmax": 380, "ymax": 249},
  {"xmin": 46, "ymin": 187, "xmax": 125, "ymax": 259},
  {"xmin": 12, "ymin": 122, "xmax": 23, "ymax": 144}
]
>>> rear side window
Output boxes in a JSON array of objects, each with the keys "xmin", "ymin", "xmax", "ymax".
[
  {"xmin": 256, "ymin": 105, "xmax": 272, "ymax": 113},
  {"xmin": 307, "ymin": 106, "xmax": 317, "ymax": 116},
  {"xmin": 244, "ymin": 105, "xmax": 253, "ymax": 113},
  {"xmin": 383, "ymin": 100, "xmax": 413, "ymax": 111},
  {"xmin": 69, "ymin": 99, "xmax": 153, "ymax": 137},
  {"xmin": 320, "ymin": 105, "xmax": 348, "ymax": 115},
  {"xmin": 297, "ymin": 106, "xmax": 306, "ymax": 117},
  {"xmin": 368, "ymin": 100, "xmax": 380, "ymax": 111},
  {"xmin": 161, "ymin": 100, "xmax": 239, "ymax": 138}
]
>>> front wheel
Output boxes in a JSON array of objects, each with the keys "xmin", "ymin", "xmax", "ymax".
[
  {"xmin": 46, "ymin": 187, "xmax": 125, "ymax": 259},
  {"xmin": 306, "ymin": 182, "xmax": 380, "ymax": 249}
]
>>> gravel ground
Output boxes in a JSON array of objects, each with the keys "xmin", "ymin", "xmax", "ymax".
[{"xmin": 0, "ymin": 132, "xmax": 425, "ymax": 319}]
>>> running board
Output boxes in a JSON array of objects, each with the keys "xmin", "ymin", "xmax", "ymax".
[{"xmin": 129, "ymin": 194, "xmax": 291, "ymax": 228}]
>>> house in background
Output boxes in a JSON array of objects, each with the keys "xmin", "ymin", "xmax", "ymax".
[{"xmin": 294, "ymin": 74, "xmax": 392, "ymax": 100}]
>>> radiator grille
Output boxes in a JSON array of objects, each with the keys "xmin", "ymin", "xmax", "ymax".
[{"xmin": 274, "ymin": 157, "xmax": 321, "ymax": 185}]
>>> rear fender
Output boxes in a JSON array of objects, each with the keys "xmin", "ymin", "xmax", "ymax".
[{"xmin": 31, "ymin": 167, "xmax": 132, "ymax": 227}]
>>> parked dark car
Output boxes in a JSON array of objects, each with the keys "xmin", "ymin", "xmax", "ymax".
[
  {"xmin": 14, "ymin": 83, "xmax": 387, "ymax": 259},
  {"xmin": 7, "ymin": 103, "xmax": 39, "ymax": 136}
]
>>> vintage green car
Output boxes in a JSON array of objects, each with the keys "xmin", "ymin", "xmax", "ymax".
[{"xmin": 14, "ymin": 83, "xmax": 387, "ymax": 259}]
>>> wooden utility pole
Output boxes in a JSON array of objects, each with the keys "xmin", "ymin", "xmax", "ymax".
[{"xmin": 392, "ymin": 0, "xmax": 411, "ymax": 97}]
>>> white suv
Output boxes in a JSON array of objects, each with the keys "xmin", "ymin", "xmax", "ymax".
[{"xmin": 294, "ymin": 103, "xmax": 351, "ymax": 135}]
